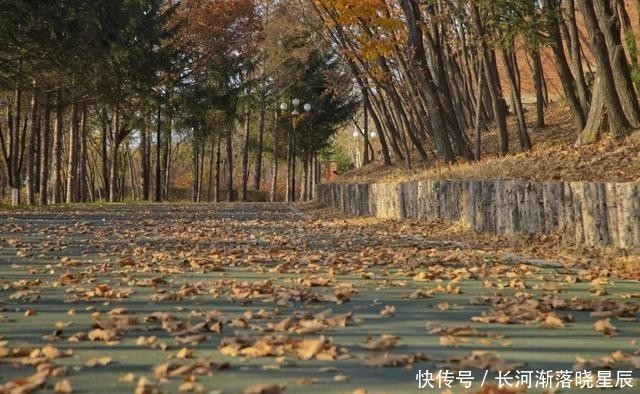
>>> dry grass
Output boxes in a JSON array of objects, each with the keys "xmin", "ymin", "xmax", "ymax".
[{"xmin": 338, "ymin": 102, "xmax": 640, "ymax": 184}]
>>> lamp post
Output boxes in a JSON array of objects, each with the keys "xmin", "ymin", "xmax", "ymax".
[
  {"xmin": 281, "ymin": 98, "xmax": 311, "ymax": 203},
  {"xmin": 352, "ymin": 129, "xmax": 362, "ymax": 168}
]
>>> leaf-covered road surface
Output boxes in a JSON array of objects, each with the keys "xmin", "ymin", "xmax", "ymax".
[{"xmin": 1, "ymin": 203, "xmax": 638, "ymax": 394}]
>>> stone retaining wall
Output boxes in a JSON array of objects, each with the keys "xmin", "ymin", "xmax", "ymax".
[{"xmin": 316, "ymin": 180, "xmax": 640, "ymax": 249}]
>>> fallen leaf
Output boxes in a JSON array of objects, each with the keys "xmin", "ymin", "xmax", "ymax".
[
  {"xmin": 85, "ymin": 357, "xmax": 112, "ymax": 367},
  {"xmin": 380, "ymin": 305, "xmax": 395, "ymax": 317},
  {"xmin": 594, "ymin": 319, "xmax": 618, "ymax": 336},
  {"xmin": 360, "ymin": 335, "xmax": 400, "ymax": 350},
  {"xmin": 54, "ymin": 379, "xmax": 73, "ymax": 393}
]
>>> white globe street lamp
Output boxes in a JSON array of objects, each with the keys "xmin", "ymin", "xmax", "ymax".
[
  {"xmin": 304, "ymin": 103, "xmax": 312, "ymax": 112},
  {"xmin": 369, "ymin": 130, "xmax": 378, "ymax": 138}
]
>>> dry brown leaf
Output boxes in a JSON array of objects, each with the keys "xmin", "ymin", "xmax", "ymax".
[
  {"xmin": 594, "ymin": 318, "xmax": 618, "ymax": 336},
  {"xmin": 540, "ymin": 314, "xmax": 565, "ymax": 329},
  {"xmin": 85, "ymin": 356, "xmax": 112, "ymax": 367},
  {"xmin": 379, "ymin": 305, "xmax": 395, "ymax": 317},
  {"xmin": 360, "ymin": 335, "xmax": 400, "ymax": 350},
  {"xmin": 54, "ymin": 379, "xmax": 73, "ymax": 393}
]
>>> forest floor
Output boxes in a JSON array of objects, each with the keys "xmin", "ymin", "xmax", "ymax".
[
  {"xmin": 1, "ymin": 203, "xmax": 639, "ymax": 393},
  {"xmin": 337, "ymin": 102, "xmax": 640, "ymax": 184}
]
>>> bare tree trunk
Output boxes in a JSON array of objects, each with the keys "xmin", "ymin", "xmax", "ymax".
[
  {"xmin": 26, "ymin": 82, "xmax": 37, "ymax": 205},
  {"xmin": 162, "ymin": 114, "xmax": 171, "ymax": 200},
  {"xmin": 578, "ymin": 75, "xmax": 606, "ymax": 144},
  {"xmin": 270, "ymin": 106, "xmax": 279, "ymax": 202},
  {"xmin": 565, "ymin": 0, "xmax": 591, "ymax": 112},
  {"xmin": 472, "ymin": 3, "xmax": 509, "ymax": 156},
  {"xmin": 140, "ymin": 123, "xmax": 149, "ymax": 200},
  {"xmin": 241, "ymin": 109, "xmax": 250, "ymax": 201},
  {"xmin": 502, "ymin": 48, "xmax": 532, "ymax": 150},
  {"xmin": 126, "ymin": 143, "xmax": 137, "ymax": 201},
  {"xmin": 363, "ymin": 87, "xmax": 391, "ymax": 165},
  {"xmin": 592, "ymin": 0, "xmax": 640, "ymax": 127},
  {"xmin": 100, "ymin": 109, "xmax": 109, "ymax": 200},
  {"xmin": 192, "ymin": 141, "xmax": 199, "ymax": 202},
  {"xmin": 300, "ymin": 154, "xmax": 308, "ymax": 202},
  {"xmin": 285, "ymin": 135, "xmax": 291, "ymax": 203},
  {"xmin": 363, "ymin": 100, "xmax": 370, "ymax": 164},
  {"xmin": 473, "ymin": 63, "xmax": 485, "ymax": 161},
  {"xmin": 79, "ymin": 104, "xmax": 88, "ymax": 202},
  {"xmin": 254, "ymin": 103, "xmax": 265, "ymax": 191},
  {"xmin": 198, "ymin": 139, "xmax": 205, "ymax": 202},
  {"xmin": 530, "ymin": 48, "xmax": 546, "ymax": 128},
  {"xmin": 155, "ymin": 103, "xmax": 162, "ymax": 202},
  {"xmin": 208, "ymin": 135, "xmax": 215, "ymax": 202},
  {"xmin": 109, "ymin": 111, "xmax": 120, "ymax": 203},
  {"xmin": 543, "ymin": 0, "xmax": 587, "ymax": 131},
  {"xmin": 39, "ymin": 93, "xmax": 51, "ymax": 205},
  {"xmin": 215, "ymin": 135, "xmax": 221, "ymax": 203},
  {"xmin": 226, "ymin": 129, "xmax": 233, "ymax": 202},
  {"xmin": 399, "ymin": 0, "xmax": 458, "ymax": 162},
  {"xmin": 578, "ymin": 0, "xmax": 632, "ymax": 137},
  {"xmin": 66, "ymin": 101, "xmax": 79, "ymax": 203},
  {"xmin": 616, "ymin": 0, "xmax": 637, "ymax": 66},
  {"xmin": 8, "ymin": 86, "xmax": 22, "ymax": 206},
  {"xmin": 51, "ymin": 90, "xmax": 63, "ymax": 204}
]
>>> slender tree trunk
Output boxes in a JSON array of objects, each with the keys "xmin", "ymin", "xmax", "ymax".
[
  {"xmin": 39, "ymin": 93, "xmax": 51, "ymax": 205},
  {"xmin": 208, "ymin": 135, "xmax": 215, "ymax": 202},
  {"xmin": 254, "ymin": 102, "xmax": 265, "ymax": 191},
  {"xmin": 33, "ymin": 113, "xmax": 40, "ymax": 194},
  {"xmin": 162, "ymin": 115, "xmax": 171, "ymax": 200},
  {"xmin": 100, "ymin": 109, "xmax": 109, "ymax": 200},
  {"xmin": 155, "ymin": 103, "xmax": 162, "ymax": 202},
  {"xmin": 290, "ymin": 140, "xmax": 296, "ymax": 203},
  {"xmin": 241, "ymin": 109, "xmax": 250, "ymax": 201},
  {"xmin": 126, "ymin": 143, "xmax": 137, "ymax": 201},
  {"xmin": 285, "ymin": 135, "xmax": 291, "ymax": 203},
  {"xmin": 226, "ymin": 129, "xmax": 233, "ymax": 202},
  {"xmin": 565, "ymin": 0, "xmax": 591, "ymax": 112},
  {"xmin": 474, "ymin": 63, "xmax": 485, "ymax": 161},
  {"xmin": 270, "ymin": 107, "xmax": 279, "ymax": 202},
  {"xmin": 215, "ymin": 135, "xmax": 221, "ymax": 203},
  {"xmin": 543, "ymin": 0, "xmax": 587, "ymax": 131},
  {"xmin": 198, "ymin": 140, "xmax": 205, "ymax": 202},
  {"xmin": 51, "ymin": 90, "xmax": 63, "ymax": 204},
  {"xmin": 502, "ymin": 48, "xmax": 532, "ymax": 150},
  {"xmin": 140, "ymin": 123, "xmax": 149, "ymax": 200},
  {"xmin": 399, "ymin": 0, "xmax": 458, "ymax": 162},
  {"xmin": 66, "ymin": 101, "xmax": 79, "ymax": 203},
  {"xmin": 363, "ymin": 88, "xmax": 391, "ymax": 165},
  {"xmin": 472, "ymin": 3, "xmax": 509, "ymax": 156},
  {"xmin": 109, "ymin": 112, "xmax": 120, "ymax": 203},
  {"xmin": 26, "ymin": 82, "xmax": 37, "ymax": 205},
  {"xmin": 300, "ymin": 154, "xmax": 311, "ymax": 202},
  {"xmin": 79, "ymin": 104, "xmax": 88, "ymax": 202},
  {"xmin": 530, "ymin": 48, "xmax": 546, "ymax": 128},
  {"xmin": 192, "ymin": 141, "xmax": 199, "ymax": 202},
  {"xmin": 8, "ymin": 86, "xmax": 22, "ymax": 206},
  {"xmin": 363, "ymin": 100, "xmax": 370, "ymax": 164}
]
